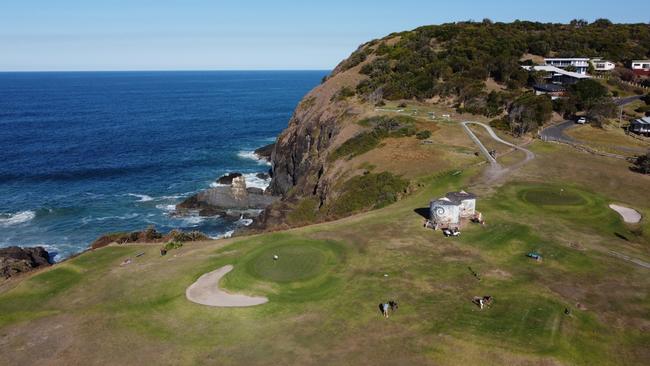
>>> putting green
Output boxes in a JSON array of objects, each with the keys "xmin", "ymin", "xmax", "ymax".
[
  {"xmin": 220, "ymin": 234, "xmax": 346, "ymax": 302},
  {"xmin": 518, "ymin": 187, "xmax": 587, "ymax": 206},
  {"xmin": 247, "ymin": 244, "xmax": 328, "ymax": 283}
]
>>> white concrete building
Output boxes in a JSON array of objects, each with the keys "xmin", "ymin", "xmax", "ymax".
[
  {"xmin": 544, "ymin": 58, "xmax": 590, "ymax": 75},
  {"xmin": 429, "ymin": 191, "xmax": 477, "ymax": 230},
  {"xmin": 590, "ymin": 58, "xmax": 615, "ymax": 71},
  {"xmin": 522, "ymin": 65, "xmax": 591, "ymax": 85}
]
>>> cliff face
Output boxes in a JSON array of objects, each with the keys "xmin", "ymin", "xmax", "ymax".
[
  {"xmin": 0, "ymin": 246, "xmax": 51, "ymax": 279},
  {"xmin": 267, "ymin": 48, "xmax": 373, "ymax": 211}
]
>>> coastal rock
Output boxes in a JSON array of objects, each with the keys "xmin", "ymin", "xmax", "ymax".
[
  {"xmin": 254, "ymin": 143, "xmax": 275, "ymax": 162},
  {"xmin": 260, "ymin": 42, "xmax": 371, "ymax": 228},
  {"xmin": 216, "ymin": 172, "xmax": 243, "ymax": 186},
  {"xmin": 178, "ymin": 176, "xmax": 280, "ymax": 217},
  {"xmin": 0, "ymin": 246, "xmax": 51, "ymax": 279},
  {"xmin": 255, "ymin": 172, "xmax": 270, "ymax": 180}
]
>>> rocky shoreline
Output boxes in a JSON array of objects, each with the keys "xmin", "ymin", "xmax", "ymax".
[
  {"xmin": 0, "ymin": 246, "xmax": 51, "ymax": 279},
  {"xmin": 176, "ymin": 143, "xmax": 280, "ymax": 220}
]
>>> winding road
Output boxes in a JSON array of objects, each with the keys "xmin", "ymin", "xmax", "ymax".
[{"xmin": 461, "ymin": 121, "xmax": 535, "ymax": 181}]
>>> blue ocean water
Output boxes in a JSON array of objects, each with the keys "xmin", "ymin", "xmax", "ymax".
[{"xmin": 0, "ymin": 71, "xmax": 326, "ymax": 260}]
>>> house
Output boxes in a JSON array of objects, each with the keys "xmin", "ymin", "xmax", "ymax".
[
  {"xmin": 429, "ymin": 191, "xmax": 478, "ymax": 230},
  {"xmin": 533, "ymin": 84, "xmax": 567, "ymax": 99},
  {"xmin": 631, "ymin": 60, "xmax": 650, "ymax": 76},
  {"xmin": 544, "ymin": 58, "xmax": 590, "ymax": 75},
  {"xmin": 629, "ymin": 117, "xmax": 650, "ymax": 136},
  {"xmin": 522, "ymin": 65, "xmax": 591, "ymax": 85},
  {"xmin": 590, "ymin": 58, "xmax": 615, "ymax": 72}
]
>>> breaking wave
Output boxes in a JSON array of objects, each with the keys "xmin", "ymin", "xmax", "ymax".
[
  {"xmin": 238, "ymin": 150, "xmax": 271, "ymax": 166},
  {"xmin": 0, "ymin": 210, "xmax": 36, "ymax": 227},
  {"xmin": 128, "ymin": 193, "xmax": 154, "ymax": 202}
]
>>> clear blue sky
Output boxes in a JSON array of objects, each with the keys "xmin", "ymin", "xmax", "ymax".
[{"xmin": 1, "ymin": 0, "xmax": 648, "ymax": 71}]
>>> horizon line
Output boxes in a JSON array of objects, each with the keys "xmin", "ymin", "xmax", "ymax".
[{"xmin": 0, "ymin": 69, "xmax": 333, "ymax": 73}]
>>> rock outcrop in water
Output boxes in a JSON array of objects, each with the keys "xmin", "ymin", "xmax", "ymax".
[
  {"xmin": 178, "ymin": 176, "xmax": 280, "ymax": 217},
  {"xmin": 0, "ymin": 246, "xmax": 51, "ymax": 279}
]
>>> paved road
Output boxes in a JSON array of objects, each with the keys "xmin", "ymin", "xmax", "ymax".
[
  {"xmin": 462, "ymin": 121, "xmax": 535, "ymax": 181},
  {"xmin": 614, "ymin": 95, "xmax": 643, "ymax": 106},
  {"xmin": 540, "ymin": 96, "xmax": 644, "ymax": 144}
]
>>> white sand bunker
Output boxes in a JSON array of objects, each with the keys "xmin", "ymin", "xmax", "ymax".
[
  {"xmin": 609, "ymin": 204, "xmax": 642, "ymax": 224},
  {"xmin": 186, "ymin": 265, "xmax": 268, "ymax": 307}
]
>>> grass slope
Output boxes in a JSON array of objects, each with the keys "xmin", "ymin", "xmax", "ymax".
[{"xmin": 0, "ymin": 143, "xmax": 649, "ymax": 365}]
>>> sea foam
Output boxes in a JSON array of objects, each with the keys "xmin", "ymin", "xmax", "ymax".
[
  {"xmin": 238, "ymin": 150, "xmax": 272, "ymax": 166},
  {"xmin": 128, "ymin": 193, "xmax": 154, "ymax": 202},
  {"xmin": 0, "ymin": 210, "xmax": 36, "ymax": 227}
]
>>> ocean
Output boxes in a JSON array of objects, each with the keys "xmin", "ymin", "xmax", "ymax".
[{"xmin": 0, "ymin": 71, "xmax": 327, "ymax": 261}]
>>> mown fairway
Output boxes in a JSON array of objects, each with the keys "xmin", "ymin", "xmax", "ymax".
[{"xmin": 1, "ymin": 141, "xmax": 649, "ymax": 366}]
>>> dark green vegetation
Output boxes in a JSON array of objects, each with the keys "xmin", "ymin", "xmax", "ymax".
[
  {"xmin": 330, "ymin": 115, "xmax": 417, "ymax": 161},
  {"xmin": 351, "ymin": 20, "xmax": 649, "ymax": 132},
  {"xmin": 327, "ymin": 172, "xmax": 409, "ymax": 217},
  {"xmin": 632, "ymin": 151, "xmax": 650, "ymax": 174}
]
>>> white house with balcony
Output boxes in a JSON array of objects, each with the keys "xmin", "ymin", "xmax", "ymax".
[
  {"xmin": 590, "ymin": 58, "xmax": 615, "ymax": 72},
  {"xmin": 544, "ymin": 58, "xmax": 590, "ymax": 75}
]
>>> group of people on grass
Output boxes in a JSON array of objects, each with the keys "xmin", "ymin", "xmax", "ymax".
[{"xmin": 378, "ymin": 300, "xmax": 399, "ymax": 318}]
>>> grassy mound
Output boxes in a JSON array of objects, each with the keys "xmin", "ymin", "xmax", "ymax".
[
  {"xmin": 246, "ymin": 244, "xmax": 328, "ymax": 283},
  {"xmin": 220, "ymin": 234, "xmax": 346, "ymax": 302},
  {"xmin": 519, "ymin": 187, "xmax": 587, "ymax": 206}
]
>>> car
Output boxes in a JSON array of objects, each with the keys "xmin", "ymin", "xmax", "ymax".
[
  {"xmin": 576, "ymin": 117, "xmax": 587, "ymax": 124},
  {"xmin": 442, "ymin": 228, "xmax": 461, "ymax": 237}
]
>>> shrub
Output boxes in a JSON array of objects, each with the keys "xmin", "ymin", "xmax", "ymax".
[
  {"xmin": 416, "ymin": 130, "xmax": 432, "ymax": 140},
  {"xmin": 163, "ymin": 241, "xmax": 183, "ymax": 251},
  {"xmin": 331, "ymin": 86, "xmax": 356, "ymax": 102},
  {"xmin": 328, "ymin": 172, "xmax": 409, "ymax": 216},
  {"xmin": 631, "ymin": 151, "xmax": 650, "ymax": 174},
  {"xmin": 330, "ymin": 116, "xmax": 416, "ymax": 160}
]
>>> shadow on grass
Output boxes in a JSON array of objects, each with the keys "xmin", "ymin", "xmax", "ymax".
[{"xmin": 414, "ymin": 207, "xmax": 430, "ymax": 219}]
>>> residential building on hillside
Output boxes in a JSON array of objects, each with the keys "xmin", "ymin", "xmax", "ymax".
[
  {"xmin": 629, "ymin": 117, "xmax": 650, "ymax": 136},
  {"xmin": 590, "ymin": 58, "xmax": 615, "ymax": 71},
  {"xmin": 544, "ymin": 58, "xmax": 590, "ymax": 74},
  {"xmin": 522, "ymin": 65, "xmax": 591, "ymax": 85},
  {"xmin": 631, "ymin": 60, "xmax": 650, "ymax": 76},
  {"xmin": 533, "ymin": 84, "xmax": 567, "ymax": 100}
]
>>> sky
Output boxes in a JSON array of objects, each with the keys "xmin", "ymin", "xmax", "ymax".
[{"xmin": 1, "ymin": 0, "xmax": 648, "ymax": 71}]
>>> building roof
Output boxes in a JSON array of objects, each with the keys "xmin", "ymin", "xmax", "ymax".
[
  {"xmin": 431, "ymin": 191, "xmax": 477, "ymax": 206},
  {"xmin": 533, "ymin": 83, "xmax": 566, "ymax": 93},
  {"xmin": 545, "ymin": 57, "xmax": 589, "ymax": 61},
  {"xmin": 632, "ymin": 60, "xmax": 650, "ymax": 63},
  {"xmin": 522, "ymin": 65, "xmax": 591, "ymax": 79},
  {"xmin": 632, "ymin": 117, "xmax": 650, "ymax": 125}
]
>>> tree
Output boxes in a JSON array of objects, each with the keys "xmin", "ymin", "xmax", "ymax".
[
  {"xmin": 631, "ymin": 151, "xmax": 650, "ymax": 174},
  {"xmin": 569, "ymin": 79, "xmax": 609, "ymax": 109},
  {"xmin": 508, "ymin": 94, "xmax": 553, "ymax": 135},
  {"xmin": 586, "ymin": 98, "xmax": 618, "ymax": 127}
]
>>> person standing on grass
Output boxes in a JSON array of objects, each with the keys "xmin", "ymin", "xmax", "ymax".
[{"xmin": 381, "ymin": 302, "xmax": 390, "ymax": 318}]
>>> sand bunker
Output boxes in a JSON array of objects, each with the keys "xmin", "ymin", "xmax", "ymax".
[
  {"xmin": 609, "ymin": 204, "xmax": 642, "ymax": 224},
  {"xmin": 186, "ymin": 265, "xmax": 268, "ymax": 307}
]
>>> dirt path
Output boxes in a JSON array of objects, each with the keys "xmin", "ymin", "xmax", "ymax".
[
  {"xmin": 609, "ymin": 204, "xmax": 642, "ymax": 224},
  {"xmin": 186, "ymin": 265, "xmax": 268, "ymax": 307},
  {"xmin": 462, "ymin": 121, "xmax": 535, "ymax": 181}
]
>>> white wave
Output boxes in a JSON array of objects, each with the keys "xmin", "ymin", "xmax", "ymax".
[
  {"xmin": 0, "ymin": 210, "xmax": 36, "ymax": 227},
  {"xmin": 81, "ymin": 213, "xmax": 139, "ymax": 224},
  {"xmin": 238, "ymin": 150, "xmax": 271, "ymax": 166},
  {"xmin": 236, "ymin": 218, "xmax": 254, "ymax": 227},
  {"xmin": 209, "ymin": 182, "xmax": 230, "ymax": 188},
  {"xmin": 156, "ymin": 204, "xmax": 177, "ymax": 213},
  {"xmin": 242, "ymin": 173, "xmax": 271, "ymax": 190},
  {"xmin": 128, "ymin": 193, "xmax": 154, "ymax": 202},
  {"xmin": 210, "ymin": 230, "xmax": 235, "ymax": 240}
]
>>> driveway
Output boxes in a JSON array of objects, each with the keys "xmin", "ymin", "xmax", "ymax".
[{"xmin": 462, "ymin": 121, "xmax": 535, "ymax": 181}]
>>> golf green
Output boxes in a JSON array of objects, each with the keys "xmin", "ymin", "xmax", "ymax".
[
  {"xmin": 247, "ymin": 244, "xmax": 328, "ymax": 283},
  {"xmin": 519, "ymin": 187, "xmax": 587, "ymax": 206}
]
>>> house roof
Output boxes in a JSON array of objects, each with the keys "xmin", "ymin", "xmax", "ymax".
[
  {"xmin": 522, "ymin": 65, "xmax": 591, "ymax": 79},
  {"xmin": 445, "ymin": 191, "xmax": 477, "ymax": 202},
  {"xmin": 533, "ymin": 83, "xmax": 566, "ymax": 92},
  {"xmin": 632, "ymin": 117, "xmax": 650, "ymax": 125},
  {"xmin": 545, "ymin": 58, "xmax": 589, "ymax": 61}
]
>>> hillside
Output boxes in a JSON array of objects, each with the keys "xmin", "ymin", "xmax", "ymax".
[{"xmin": 261, "ymin": 20, "xmax": 650, "ymax": 229}]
